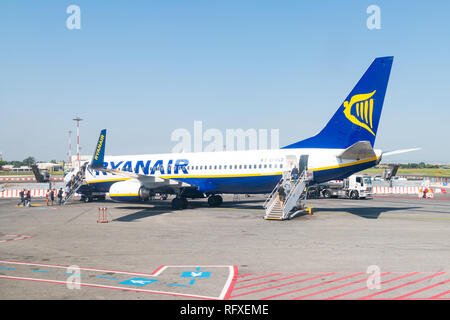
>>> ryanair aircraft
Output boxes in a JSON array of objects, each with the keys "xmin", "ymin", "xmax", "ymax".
[{"xmin": 75, "ymin": 56, "xmax": 407, "ymax": 209}]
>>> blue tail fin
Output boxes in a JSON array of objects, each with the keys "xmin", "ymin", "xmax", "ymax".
[
  {"xmin": 283, "ymin": 56, "xmax": 393, "ymax": 149},
  {"xmin": 91, "ymin": 129, "xmax": 107, "ymax": 169}
]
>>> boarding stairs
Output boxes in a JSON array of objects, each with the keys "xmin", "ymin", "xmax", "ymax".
[
  {"xmin": 61, "ymin": 168, "xmax": 86, "ymax": 205},
  {"xmin": 263, "ymin": 170, "xmax": 314, "ymax": 220}
]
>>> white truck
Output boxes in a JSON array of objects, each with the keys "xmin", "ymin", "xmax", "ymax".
[{"xmin": 318, "ymin": 174, "xmax": 373, "ymax": 199}]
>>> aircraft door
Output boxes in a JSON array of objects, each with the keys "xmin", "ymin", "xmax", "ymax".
[
  {"xmin": 284, "ymin": 155, "xmax": 298, "ymax": 180},
  {"xmin": 298, "ymin": 155, "xmax": 309, "ymax": 176}
]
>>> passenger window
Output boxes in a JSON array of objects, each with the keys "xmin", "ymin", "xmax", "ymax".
[
  {"xmin": 264, "ymin": 164, "xmax": 267, "ymax": 168},
  {"xmin": 280, "ymin": 164, "xmax": 283, "ymax": 169},
  {"xmin": 214, "ymin": 165, "xmax": 217, "ymax": 170},
  {"xmin": 224, "ymin": 165, "xmax": 227, "ymax": 169},
  {"xmin": 219, "ymin": 165, "xmax": 222, "ymax": 169},
  {"xmin": 244, "ymin": 165, "xmax": 247, "ymax": 169},
  {"xmin": 259, "ymin": 164, "xmax": 262, "ymax": 168},
  {"xmin": 234, "ymin": 165, "xmax": 237, "ymax": 169},
  {"xmin": 269, "ymin": 164, "xmax": 272, "ymax": 168},
  {"xmin": 239, "ymin": 165, "xmax": 242, "ymax": 169}
]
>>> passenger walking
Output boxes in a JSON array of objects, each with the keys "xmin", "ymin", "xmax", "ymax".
[
  {"xmin": 17, "ymin": 189, "xmax": 26, "ymax": 206},
  {"xmin": 284, "ymin": 180, "xmax": 291, "ymax": 196},
  {"xmin": 25, "ymin": 190, "xmax": 31, "ymax": 207},
  {"xmin": 278, "ymin": 183, "xmax": 286, "ymax": 209},
  {"xmin": 58, "ymin": 188, "xmax": 63, "ymax": 205},
  {"xmin": 291, "ymin": 166, "xmax": 299, "ymax": 184}
]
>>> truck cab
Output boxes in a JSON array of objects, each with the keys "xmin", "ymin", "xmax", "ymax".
[{"xmin": 345, "ymin": 175, "xmax": 373, "ymax": 199}]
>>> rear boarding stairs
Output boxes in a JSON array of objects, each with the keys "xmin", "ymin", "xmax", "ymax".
[{"xmin": 263, "ymin": 170, "xmax": 314, "ymax": 220}]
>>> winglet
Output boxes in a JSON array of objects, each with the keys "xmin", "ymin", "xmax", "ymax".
[{"xmin": 91, "ymin": 129, "xmax": 107, "ymax": 169}]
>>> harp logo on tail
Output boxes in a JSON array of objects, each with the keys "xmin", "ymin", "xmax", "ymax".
[{"xmin": 343, "ymin": 90, "xmax": 376, "ymax": 136}]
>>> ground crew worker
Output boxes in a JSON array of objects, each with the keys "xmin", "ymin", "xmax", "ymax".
[
  {"xmin": 50, "ymin": 189, "xmax": 55, "ymax": 205},
  {"xmin": 46, "ymin": 190, "xmax": 50, "ymax": 206}
]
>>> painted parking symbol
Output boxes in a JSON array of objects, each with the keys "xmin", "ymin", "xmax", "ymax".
[
  {"xmin": 119, "ymin": 278, "xmax": 159, "ymax": 286},
  {"xmin": 181, "ymin": 271, "xmax": 211, "ymax": 278}
]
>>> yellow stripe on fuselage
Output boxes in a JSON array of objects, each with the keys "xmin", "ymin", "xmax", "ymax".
[
  {"xmin": 311, "ymin": 156, "xmax": 379, "ymax": 172},
  {"xmin": 86, "ymin": 178, "xmax": 131, "ymax": 184}
]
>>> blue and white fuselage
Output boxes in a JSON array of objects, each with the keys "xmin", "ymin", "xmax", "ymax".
[
  {"xmin": 80, "ymin": 57, "xmax": 397, "ymax": 206},
  {"xmin": 84, "ymin": 148, "xmax": 381, "ymax": 200}
]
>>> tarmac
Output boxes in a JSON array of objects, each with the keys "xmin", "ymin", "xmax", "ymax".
[{"xmin": 0, "ymin": 194, "xmax": 449, "ymax": 300}]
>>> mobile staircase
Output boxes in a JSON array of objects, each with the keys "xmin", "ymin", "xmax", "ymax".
[
  {"xmin": 61, "ymin": 167, "xmax": 86, "ymax": 205},
  {"xmin": 263, "ymin": 170, "xmax": 314, "ymax": 220}
]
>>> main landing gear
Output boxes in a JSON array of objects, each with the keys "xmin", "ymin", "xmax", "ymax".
[
  {"xmin": 208, "ymin": 195, "xmax": 223, "ymax": 207},
  {"xmin": 171, "ymin": 197, "xmax": 188, "ymax": 210},
  {"xmin": 170, "ymin": 194, "xmax": 223, "ymax": 210}
]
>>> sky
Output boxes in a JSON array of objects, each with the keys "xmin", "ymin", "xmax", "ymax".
[{"xmin": 0, "ymin": 0, "xmax": 449, "ymax": 163}]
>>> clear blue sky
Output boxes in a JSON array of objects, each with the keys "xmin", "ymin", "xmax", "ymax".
[{"xmin": 1, "ymin": 1, "xmax": 449, "ymax": 163}]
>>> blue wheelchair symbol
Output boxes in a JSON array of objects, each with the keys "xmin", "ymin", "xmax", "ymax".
[
  {"xmin": 181, "ymin": 271, "xmax": 211, "ymax": 278},
  {"xmin": 119, "ymin": 278, "xmax": 159, "ymax": 287}
]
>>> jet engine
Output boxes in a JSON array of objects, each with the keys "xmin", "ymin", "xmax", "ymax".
[{"xmin": 109, "ymin": 179, "xmax": 151, "ymax": 202}]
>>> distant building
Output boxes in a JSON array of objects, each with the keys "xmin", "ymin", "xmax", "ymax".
[
  {"xmin": 37, "ymin": 162, "xmax": 64, "ymax": 172},
  {"xmin": 1, "ymin": 165, "xmax": 31, "ymax": 172}
]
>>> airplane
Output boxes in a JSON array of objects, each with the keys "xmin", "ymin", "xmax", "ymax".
[{"xmin": 68, "ymin": 56, "xmax": 414, "ymax": 209}]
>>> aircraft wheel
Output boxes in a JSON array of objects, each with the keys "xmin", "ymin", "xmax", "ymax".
[
  {"xmin": 208, "ymin": 195, "xmax": 223, "ymax": 207},
  {"xmin": 180, "ymin": 197, "xmax": 188, "ymax": 209},
  {"xmin": 171, "ymin": 198, "xmax": 181, "ymax": 210}
]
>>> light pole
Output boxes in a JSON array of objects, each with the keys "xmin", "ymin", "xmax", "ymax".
[
  {"xmin": 68, "ymin": 130, "xmax": 72, "ymax": 166},
  {"xmin": 73, "ymin": 117, "xmax": 83, "ymax": 168}
]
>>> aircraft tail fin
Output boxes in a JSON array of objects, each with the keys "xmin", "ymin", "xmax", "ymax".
[
  {"xmin": 91, "ymin": 129, "xmax": 107, "ymax": 169},
  {"xmin": 283, "ymin": 56, "xmax": 393, "ymax": 149}
]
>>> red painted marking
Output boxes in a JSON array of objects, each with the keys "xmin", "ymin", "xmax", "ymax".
[
  {"xmin": 230, "ymin": 273, "xmax": 335, "ymax": 299},
  {"xmin": 394, "ymin": 277, "xmax": 450, "ymax": 299},
  {"xmin": 234, "ymin": 273, "xmax": 309, "ymax": 290},
  {"xmin": 261, "ymin": 272, "xmax": 365, "ymax": 300},
  {"xmin": 359, "ymin": 272, "xmax": 446, "ymax": 300},
  {"xmin": 0, "ymin": 275, "xmax": 215, "ymax": 300},
  {"xmin": 151, "ymin": 265, "xmax": 165, "ymax": 276},
  {"xmin": 326, "ymin": 272, "xmax": 419, "ymax": 300},
  {"xmin": 288, "ymin": 272, "xmax": 393, "ymax": 300},
  {"xmin": 236, "ymin": 273, "xmax": 283, "ymax": 283},
  {"xmin": 223, "ymin": 265, "xmax": 239, "ymax": 300},
  {"xmin": 0, "ymin": 234, "xmax": 34, "ymax": 244},
  {"xmin": 429, "ymin": 290, "xmax": 450, "ymax": 299},
  {"xmin": 0, "ymin": 260, "xmax": 163, "ymax": 276},
  {"xmin": 236, "ymin": 273, "xmax": 255, "ymax": 278}
]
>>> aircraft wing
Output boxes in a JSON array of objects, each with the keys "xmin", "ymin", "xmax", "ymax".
[
  {"xmin": 89, "ymin": 129, "xmax": 193, "ymax": 188},
  {"xmin": 337, "ymin": 141, "xmax": 376, "ymax": 160},
  {"xmin": 382, "ymin": 147, "xmax": 421, "ymax": 157}
]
